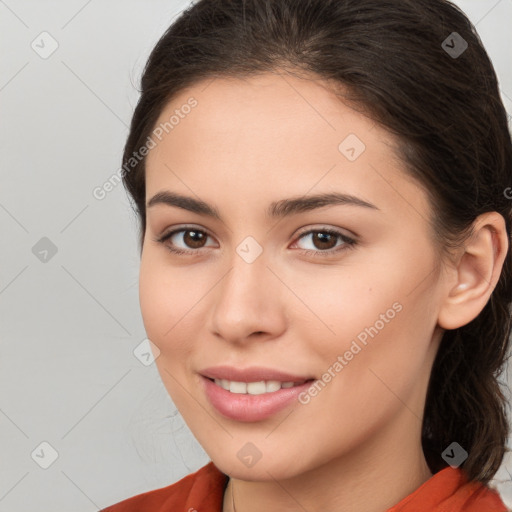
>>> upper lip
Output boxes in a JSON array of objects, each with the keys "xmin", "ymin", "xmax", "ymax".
[{"xmin": 200, "ymin": 365, "xmax": 315, "ymax": 383}]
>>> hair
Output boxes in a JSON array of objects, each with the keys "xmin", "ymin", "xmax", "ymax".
[{"xmin": 121, "ymin": 0, "xmax": 512, "ymax": 485}]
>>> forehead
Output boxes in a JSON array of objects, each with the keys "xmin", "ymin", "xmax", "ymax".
[
  {"xmin": 150, "ymin": 71, "xmax": 391, "ymax": 152},
  {"xmin": 144, "ymin": 72, "xmax": 430, "ymax": 223}
]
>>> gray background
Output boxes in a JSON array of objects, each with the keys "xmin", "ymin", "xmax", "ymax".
[{"xmin": 1, "ymin": 1, "xmax": 511, "ymax": 510}]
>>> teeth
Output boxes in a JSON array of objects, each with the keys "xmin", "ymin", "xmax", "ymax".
[
  {"xmin": 213, "ymin": 379, "xmax": 305, "ymax": 394},
  {"xmin": 230, "ymin": 381, "xmax": 248, "ymax": 394}
]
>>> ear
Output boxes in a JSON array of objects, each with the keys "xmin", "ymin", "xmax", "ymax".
[{"xmin": 437, "ymin": 212, "xmax": 509, "ymax": 330}]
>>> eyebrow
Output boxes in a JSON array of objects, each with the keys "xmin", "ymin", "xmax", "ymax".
[{"xmin": 146, "ymin": 190, "xmax": 379, "ymax": 220}]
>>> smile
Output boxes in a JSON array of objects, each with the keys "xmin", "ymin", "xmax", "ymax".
[
  {"xmin": 210, "ymin": 378, "xmax": 312, "ymax": 395},
  {"xmin": 201, "ymin": 376, "xmax": 317, "ymax": 421}
]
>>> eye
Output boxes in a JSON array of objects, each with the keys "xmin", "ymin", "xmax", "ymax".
[
  {"xmin": 154, "ymin": 226, "xmax": 357, "ymax": 258},
  {"xmin": 292, "ymin": 228, "xmax": 357, "ymax": 258},
  {"xmin": 154, "ymin": 227, "xmax": 216, "ymax": 255}
]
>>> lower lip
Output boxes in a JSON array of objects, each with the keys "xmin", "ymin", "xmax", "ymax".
[{"xmin": 200, "ymin": 375, "xmax": 315, "ymax": 422}]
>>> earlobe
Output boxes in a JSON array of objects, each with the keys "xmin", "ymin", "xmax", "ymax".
[{"xmin": 437, "ymin": 212, "xmax": 509, "ymax": 331}]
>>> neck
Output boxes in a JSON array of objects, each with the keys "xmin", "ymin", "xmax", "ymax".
[{"xmin": 223, "ymin": 416, "xmax": 432, "ymax": 512}]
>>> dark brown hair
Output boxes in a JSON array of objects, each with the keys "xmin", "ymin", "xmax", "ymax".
[{"xmin": 121, "ymin": 0, "xmax": 512, "ymax": 485}]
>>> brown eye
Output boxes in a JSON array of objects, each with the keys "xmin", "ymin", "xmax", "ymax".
[
  {"xmin": 181, "ymin": 229, "xmax": 207, "ymax": 249},
  {"xmin": 292, "ymin": 228, "xmax": 357, "ymax": 259},
  {"xmin": 156, "ymin": 227, "xmax": 216, "ymax": 255},
  {"xmin": 156, "ymin": 226, "xmax": 356, "ymax": 258},
  {"xmin": 310, "ymin": 232, "xmax": 339, "ymax": 251}
]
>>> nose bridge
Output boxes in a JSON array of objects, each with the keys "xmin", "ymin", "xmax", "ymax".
[
  {"xmin": 219, "ymin": 239, "xmax": 269, "ymax": 311},
  {"xmin": 211, "ymin": 238, "xmax": 285, "ymax": 341}
]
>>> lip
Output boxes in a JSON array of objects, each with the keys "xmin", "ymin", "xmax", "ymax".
[
  {"xmin": 200, "ymin": 375, "xmax": 316, "ymax": 422},
  {"xmin": 199, "ymin": 365, "xmax": 314, "ymax": 383}
]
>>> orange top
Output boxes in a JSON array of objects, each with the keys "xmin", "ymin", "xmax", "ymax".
[{"xmin": 100, "ymin": 461, "xmax": 508, "ymax": 512}]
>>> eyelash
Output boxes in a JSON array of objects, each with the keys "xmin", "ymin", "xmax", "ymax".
[{"xmin": 153, "ymin": 226, "xmax": 357, "ymax": 258}]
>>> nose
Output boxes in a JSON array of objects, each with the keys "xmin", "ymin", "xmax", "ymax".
[{"xmin": 209, "ymin": 248, "xmax": 288, "ymax": 345}]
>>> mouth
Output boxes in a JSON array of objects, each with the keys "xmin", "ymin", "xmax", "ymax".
[
  {"xmin": 204, "ymin": 377, "xmax": 315, "ymax": 395},
  {"xmin": 201, "ymin": 375, "xmax": 317, "ymax": 422}
]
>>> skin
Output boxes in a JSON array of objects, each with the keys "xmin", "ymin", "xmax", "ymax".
[{"xmin": 139, "ymin": 71, "xmax": 508, "ymax": 512}]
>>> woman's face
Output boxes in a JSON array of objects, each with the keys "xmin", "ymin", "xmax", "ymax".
[{"xmin": 140, "ymin": 72, "xmax": 447, "ymax": 480}]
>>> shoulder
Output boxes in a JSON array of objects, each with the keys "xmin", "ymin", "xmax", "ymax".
[
  {"xmin": 100, "ymin": 461, "xmax": 228, "ymax": 512},
  {"xmin": 388, "ymin": 466, "xmax": 509, "ymax": 511},
  {"xmin": 460, "ymin": 477, "xmax": 509, "ymax": 511}
]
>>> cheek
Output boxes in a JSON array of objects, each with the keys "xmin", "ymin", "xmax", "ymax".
[
  {"xmin": 138, "ymin": 253, "xmax": 205, "ymax": 402},
  {"xmin": 138, "ymin": 257, "xmax": 169, "ymax": 342},
  {"xmin": 309, "ymin": 253, "xmax": 439, "ymax": 401},
  {"xmin": 319, "ymin": 287, "xmax": 438, "ymax": 429},
  {"xmin": 138, "ymin": 251, "xmax": 204, "ymax": 348},
  {"xmin": 290, "ymin": 266, "xmax": 401, "ymax": 355}
]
